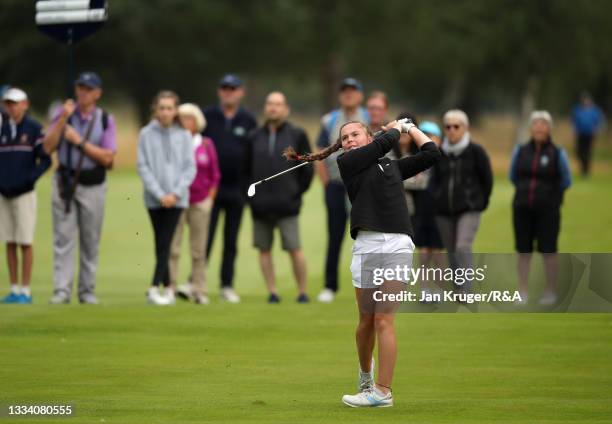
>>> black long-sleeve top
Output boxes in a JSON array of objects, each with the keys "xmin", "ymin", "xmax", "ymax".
[{"xmin": 337, "ymin": 129, "xmax": 441, "ymax": 239}]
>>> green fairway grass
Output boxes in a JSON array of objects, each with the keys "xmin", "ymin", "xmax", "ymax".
[{"xmin": 1, "ymin": 170, "xmax": 612, "ymax": 423}]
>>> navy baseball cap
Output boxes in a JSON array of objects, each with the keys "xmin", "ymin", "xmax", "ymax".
[
  {"xmin": 218, "ymin": 74, "xmax": 243, "ymax": 88},
  {"xmin": 75, "ymin": 71, "xmax": 102, "ymax": 89},
  {"xmin": 340, "ymin": 77, "xmax": 363, "ymax": 92}
]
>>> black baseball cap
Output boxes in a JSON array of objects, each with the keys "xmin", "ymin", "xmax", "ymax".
[
  {"xmin": 75, "ymin": 71, "xmax": 102, "ymax": 89},
  {"xmin": 340, "ymin": 77, "xmax": 363, "ymax": 92},
  {"xmin": 218, "ymin": 74, "xmax": 243, "ymax": 88}
]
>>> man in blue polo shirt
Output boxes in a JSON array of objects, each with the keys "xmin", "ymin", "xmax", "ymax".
[
  {"xmin": 315, "ymin": 78, "xmax": 369, "ymax": 303},
  {"xmin": 202, "ymin": 74, "xmax": 257, "ymax": 303},
  {"xmin": 0, "ymin": 87, "xmax": 51, "ymax": 304}
]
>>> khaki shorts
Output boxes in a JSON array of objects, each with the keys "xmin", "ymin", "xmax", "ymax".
[
  {"xmin": 253, "ymin": 215, "xmax": 301, "ymax": 251},
  {"xmin": 0, "ymin": 190, "xmax": 37, "ymax": 245}
]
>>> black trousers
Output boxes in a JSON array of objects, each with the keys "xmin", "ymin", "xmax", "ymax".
[
  {"xmin": 576, "ymin": 134, "xmax": 594, "ymax": 176},
  {"xmin": 148, "ymin": 208, "xmax": 183, "ymax": 287},
  {"xmin": 206, "ymin": 196, "xmax": 245, "ymax": 288},
  {"xmin": 324, "ymin": 182, "xmax": 348, "ymax": 292}
]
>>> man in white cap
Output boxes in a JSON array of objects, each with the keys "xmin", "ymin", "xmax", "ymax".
[{"xmin": 0, "ymin": 87, "xmax": 51, "ymax": 304}]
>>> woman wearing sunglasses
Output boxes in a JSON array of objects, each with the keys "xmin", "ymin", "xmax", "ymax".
[{"xmin": 431, "ymin": 110, "xmax": 492, "ymax": 279}]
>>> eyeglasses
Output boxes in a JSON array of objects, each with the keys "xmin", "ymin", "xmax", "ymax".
[{"xmin": 445, "ymin": 124, "xmax": 461, "ymax": 130}]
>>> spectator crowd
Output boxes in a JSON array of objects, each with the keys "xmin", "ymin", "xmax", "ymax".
[{"xmin": 4, "ymin": 71, "xmax": 602, "ymax": 306}]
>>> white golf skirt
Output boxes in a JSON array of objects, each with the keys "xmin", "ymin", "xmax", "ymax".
[{"xmin": 350, "ymin": 231, "xmax": 415, "ymax": 289}]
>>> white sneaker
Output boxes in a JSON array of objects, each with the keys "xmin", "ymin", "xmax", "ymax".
[
  {"xmin": 163, "ymin": 287, "xmax": 176, "ymax": 305},
  {"xmin": 195, "ymin": 294, "xmax": 210, "ymax": 305},
  {"xmin": 80, "ymin": 293, "xmax": 100, "ymax": 305},
  {"xmin": 317, "ymin": 288, "xmax": 335, "ymax": 303},
  {"xmin": 221, "ymin": 287, "xmax": 240, "ymax": 303},
  {"xmin": 146, "ymin": 287, "xmax": 170, "ymax": 306},
  {"xmin": 358, "ymin": 358, "xmax": 375, "ymax": 391},
  {"xmin": 539, "ymin": 291, "xmax": 557, "ymax": 306},
  {"xmin": 49, "ymin": 293, "xmax": 70, "ymax": 304},
  {"xmin": 515, "ymin": 291, "xmax": 529, "ymax": 306},
  {"xmin": 342, "ymin": 388, "xmax": 393, "ymax": 408},
  {"xmin": 176, "ymin": 282, "xmax": 193, "ymax": 300}
]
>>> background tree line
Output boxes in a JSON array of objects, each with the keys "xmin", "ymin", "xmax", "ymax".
[{"xmin": 1, "ymin": 0, "xmax": 612, "ymax": 123}]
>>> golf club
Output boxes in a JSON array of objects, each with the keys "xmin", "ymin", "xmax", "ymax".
[{"xmin": 247, "ymin": 161, "xmax": 311, "ymax": 197}]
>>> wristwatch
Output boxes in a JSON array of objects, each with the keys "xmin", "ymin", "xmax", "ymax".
[{"xmin": 78, "ymin": 139, "xmax": 88, "ymax": 152}]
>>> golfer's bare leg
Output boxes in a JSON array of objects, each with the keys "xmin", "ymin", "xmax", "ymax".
[
  {"xmin": 355, "ymin": 288, "xmax": 375, "ymax": 373},
  {"xmin": 289, "ymin": 249, "xmax": 307, "ymax": 295},
  {"xmin": 259, "ymin": 250, "xmax": 277, "ymax": 294},
  {"xmin": 374, "ymin": 312, "xmax": 396, "ymax": 394},
  {"xmin": 374, "ymin": 280, "xmax": 403, "ymax": 394}
]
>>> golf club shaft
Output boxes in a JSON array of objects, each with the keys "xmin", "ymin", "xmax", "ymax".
[
  {"xmin": 254, "ymin": 119, "xmax": 406, "ymax": 187},
  {"xmin": 258, "ymin": 161, "xmax": 310, "ymax": 185}
]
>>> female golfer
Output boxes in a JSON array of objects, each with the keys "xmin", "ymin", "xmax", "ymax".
[{"xmin": 285, "ymin": 119, "xmax": 440, "ymax": 407}]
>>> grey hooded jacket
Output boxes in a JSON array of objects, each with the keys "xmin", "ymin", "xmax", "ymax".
[{"xmin": 137, "ymin": 120, "xmax": 196, "ymax": 209}]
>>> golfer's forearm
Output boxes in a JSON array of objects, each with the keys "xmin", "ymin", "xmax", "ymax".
[
  {"xmin": 408, "ymin": 127, "xmax": 433, "ymax": 148},
  {"xmin": 397, "ymin": 142, "xmax": 441, "ymax": 180}
]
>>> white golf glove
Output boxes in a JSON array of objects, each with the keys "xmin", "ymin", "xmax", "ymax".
[{"xmin": 399, "ymin": 118, "xmax": 416, "ymax": 134}]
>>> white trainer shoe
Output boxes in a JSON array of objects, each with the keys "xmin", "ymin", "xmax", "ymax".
[
  {"xmin": 358, "ymin": 358, "xmax": 375, "ymax": 391},
  {"xmin": 195, "ymin": 294, "xmax": 210, "ymax": 305},
  {"xmin": 176, "ymin": 282, "xmax": 194, "ymax": 300},
  {"xmin": 342, "ymin": 388, "xmax": 393, "ymax": 408},
  {"xmin": 49, "ymin": 293, "xmax": 70, "ymax": 304},
  {"xmin": 80, "ymin": 293, "xmax": 100, "ymax": 305},
  {"xmin": 221, "ymin": 287, "xmax": 240, "ymax": 303},
  {"xmin": 146, "ymin": 287, "xmax": 170, "ymax": 306},
  {"xmin": 515, "ymin": 291, "xmax": 529, "ymax": 306},
  {"xmin": 539, "ymin": 291, "xmax": 557, "ymax": 306},
  {"xmin": 164, "ymin": 287, "xmax": 176, "ymax": 305},
  {"xmin": 317, "ymin": 288, "xmax": 335, "ymax": 303}
]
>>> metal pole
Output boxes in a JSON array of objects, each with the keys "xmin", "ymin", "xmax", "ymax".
[{"xmin": 66, "ymin": 27, "xmax": 74, "ymax": 99}]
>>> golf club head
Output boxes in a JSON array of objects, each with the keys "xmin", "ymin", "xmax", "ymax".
[{"xmin": 247, "ymin": 183, "xmax": 256, "ymax": 197}]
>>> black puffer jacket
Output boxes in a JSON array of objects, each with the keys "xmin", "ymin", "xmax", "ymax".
[
  {"xmin": 247, "ymin": 121, "xmax": 313, "ymax": 220},
  {"xmin": 431, "ymin": 141, "xmax": 493, "ymax": 216}
]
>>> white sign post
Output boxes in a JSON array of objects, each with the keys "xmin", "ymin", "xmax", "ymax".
[{"xmin": 35, "ymin": 0, "xmax": 109, "ymax": 97}]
